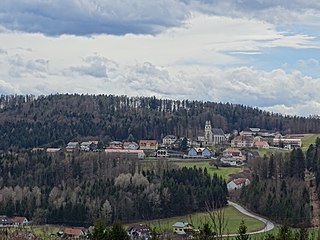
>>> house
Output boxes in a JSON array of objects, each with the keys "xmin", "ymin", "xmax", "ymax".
[
  {"xmin": 31, "ymin": 148, "xmax": 45, "ymax": 152},
  {"xmin": 254, "ymin": 141, "xmax": 270, "ymax": 149},
  {"xmin": 162, "ymin": 135, "xmax": 177, "ymax": 145},
  {"xmin": 240, "ymin": 127, "xmax": 262, "ymax": 136},
  {"xmin": 11, "ymin": 216, "xmax": 29, "ymax": 226},
  {"xmin": 220, "ymin": 157, "xmax": 239, "ymax": 166},
  {"xmin": 123, "ymin": 142, "xmax": 139, "ymax": 150},
  {"xmin": 0, "ymin": 215, "xmax": 10, "ymax": 227},
  {"xmin": 231, "ymin": 135, "xmax": 254, "ymax": 148},
  {"xmin": 127, "ymin": 224, "xmax": 151, "ymax": 239},
  {"xmin": 64, "ymin": 228, "xmax": 85, "ymax": 239},
  {"xmin": 204, "ymin": 121, "xmax": 226, "ymax": 145},
  {"xmin": 105, "ymin": 149, "xmax": 145, "ymax": 159},
  {"xmin": 172, "ymin": 222, "xmax": 194, "ymax": 235},
  {"xmin": 66, "ymin": 142, "xmax": 80, "ymax": 152},
  {"xmin": 80, "ymin": 141, "xmax": 98, "ymax": 151},
  {"xmin": 188, "ymin": 148, "xmax": 212, "ymax": 158},
  {"xmin": 223, "ymin": 148, "xmax": 242, "ymax": 158},
  {"xmin": 108, "ymin": 141, "xmax": 123, "ymax": 149},
  {"xmin": 139, "ymin": 140, "xmax": 158, "ymax": 151},
  {"xmin": 227, "ymin": 178, "xmax": 250, "ymax": 191},
  {"xmin": 273, "ymin": 137, "xmax": 302, "ymax": 149},
  {"xmin": 46, "ymin": 148, "xmax": 61, "ymax": 153}
]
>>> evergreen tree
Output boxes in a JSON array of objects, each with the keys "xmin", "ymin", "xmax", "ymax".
[
  {"xmin": 109, "ymin": 221, "xmax": 129, "ymax": 240},
  {"xmin": 236, "ymin": 220, "xmax": 249, "ymax": 240}
]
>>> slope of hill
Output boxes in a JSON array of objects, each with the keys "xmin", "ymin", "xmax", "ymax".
[{"xmin": 0, "ymin": 94, "xmax": 319, "ymax": 150}]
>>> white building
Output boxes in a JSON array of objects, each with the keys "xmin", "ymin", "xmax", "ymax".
[
  {"xmin": 162, "ymin": 135, "xmax": 177, "ymax": 145},
  {"xmin": 227, "ymin": 178, "xmax": 250, "ymax": 191}
]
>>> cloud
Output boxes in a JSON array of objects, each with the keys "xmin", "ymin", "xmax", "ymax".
[
  {"xmin": 188, "ymin": 0, "xmax": 320, "ymax": 25},
  {"xmin": 0, "ymin": 0, "xmax": 189, "ymax": 36},
  {"xmin": 1, "ymin": 0, "xmax": 320, "ymax": 36},
  {"xmin": 0, "ymin": 79, "xmax": 19, "ymax": 94},
  {"xmin": 8, "ymin": 54, "xmax": 49, "ymax": 78},
  {"xmin": 68, "ymin": 56, "xmax": 109, "ymax": 78},
  {"xmin": 1, "ymin": 51, "xmax": 320, "ymax": 116},
  {"xmin": 0, "ymin": 48, "xmax": 8, "ymax": 55}
]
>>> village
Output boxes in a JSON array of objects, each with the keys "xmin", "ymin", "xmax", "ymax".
[{"xmin": 1, "ymin": 121, "xmax": 304, "ymax": 239}]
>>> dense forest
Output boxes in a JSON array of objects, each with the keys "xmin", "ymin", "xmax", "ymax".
[
  {"xmin": 0, "ymin": 94, "xmax": 319, "ymax": 150},
  {"xmin": 0, "ymin": 150, "xmax": 227, "ymax": 225},
  {"xmin": 237, "ymin": 148, "xmax": 311, "ymax": 226}
]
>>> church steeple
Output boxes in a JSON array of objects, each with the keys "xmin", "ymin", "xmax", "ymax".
[{"xmin": 205, "ymin": 121, "xmax": 213, "ymax": 144}]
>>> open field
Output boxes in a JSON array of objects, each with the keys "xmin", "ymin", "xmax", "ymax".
[
  {"xmin": 172, "ymin": 160, "xmax": 242, "ymax": 180},
  {"xmin": 257, "ymin": 148, "xmax": 290, "ymax": 157},
  {"xmin": 132, "ymin": 205, "xmax": 265, "ymax": 235},
  {"xmin": 2, "ymin": 225, "xmax": 62, "ymax": 240},
  {"xmin": 301, "ymin": 134, "xmax": 320, "ymax": 150}
]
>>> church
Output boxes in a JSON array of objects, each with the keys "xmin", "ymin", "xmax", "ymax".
[{"xmin": 204, "ymin": 121, "xmax": 226, "ymax": 145}]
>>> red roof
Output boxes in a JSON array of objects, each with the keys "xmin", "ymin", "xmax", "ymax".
[
  {"xmin": 233, "ymin": 178, "xmax": 247, "ymax": 186},
  {"xmin": 139, "ymin": 140, "xmax": 158, "ymax": 144},
  {"xmin": 255, "ymin": 141, "xmax": 268, "ymax": 146},
  {"xmin": 11, "ymin": 216, "xmax": 27, "ymax": 224},
  {"xmin": 224, "ymin": 148, "xmax": 241, "ymax": 153},
  {"xmin": 64, "ymin": 228, "xmax": 83, "ymax": 236}
]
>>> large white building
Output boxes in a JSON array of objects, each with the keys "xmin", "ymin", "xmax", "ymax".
[{"xmin": 204, "ymin": 121, "xmax": 226, "ymax": 145}]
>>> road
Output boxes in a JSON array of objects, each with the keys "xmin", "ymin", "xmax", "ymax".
[{"xmin": 223, "ymin": 201, "xmax": 275, "ymax": 237}]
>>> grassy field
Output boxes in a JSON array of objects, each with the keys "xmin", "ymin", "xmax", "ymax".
[
  {"xmin": 257, "ymin": 148, "xmax": 290, "ymax": 157},
  {"xmin": 172, "ymin": 160, "xmax": 242, "ymax": 180},
  {"xmin": 301, "ymin": 134, "xmax": 320, "ymax": 150},
  {"xmin": 133, "ymin": 205, "xmax": 265, "ymax": 234}
]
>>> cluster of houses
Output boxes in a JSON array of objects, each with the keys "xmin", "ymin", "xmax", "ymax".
[
  {"xmin": 31, "ymin": 122, "xmax": 303, "ymax": 161},
  {"xmin": 0, "ymin": 216, "xmax": 29, "ymax": 227},
  {"xmin": 231, "ymin": 128, "xmax": 302, "ymax": 150}
]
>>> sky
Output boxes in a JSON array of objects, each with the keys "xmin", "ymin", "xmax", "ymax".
[{"xmin": 1, "ymin": 1, "xmax": 320, "ymax": 116}]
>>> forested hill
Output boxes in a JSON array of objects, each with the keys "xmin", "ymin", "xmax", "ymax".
[{"xmin": 0, "ymin": 94, "xmax": 319, "ymax": 150}]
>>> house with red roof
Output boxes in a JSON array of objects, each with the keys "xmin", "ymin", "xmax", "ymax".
[
  {"xmin": 63, "ymin": 228, "xmax": 85, "ymax": 239},
  {"xmin": 139, "ymin": 140, "xmax": 158, "ymax": 151},
  {"xmin": 227, "ymin": 178, "xmax": 250, "ymax": 191},
  {"xmin": 254, "ymin": 141, "xmax": 270, "ymax": 149},
  {"xmin": 223, "ymin": 148, "xmax": 242, "ymax": 158},
  {"xmin": 10, "ymin": 216, "xmax": 29, "ymax": 226}
]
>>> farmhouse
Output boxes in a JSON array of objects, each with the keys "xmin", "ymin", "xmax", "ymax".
[
  {"xmin": 227, "ymin": 178, "xmax": 250, "ymax": 191},
  {"xmin": 172, "ymin": 222, "xmax": 194, "ymax": 235},
  {"xmin": 223, "ymin": 148, "xmax": 242, "ymax": 158},
  {"xmin": 11, "ymin": 216, "xmax": 29, "ymax": 226},
  {"xmin": 64, "ymin": 228, "xmax": 85, "ymax": 239},
  {"xmin": 105, "ymin": 149, "xmax": 145, "ymax": 159}
]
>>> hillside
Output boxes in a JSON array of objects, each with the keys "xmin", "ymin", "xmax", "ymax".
[{"xmin": 0, "ymin": 94, "xmax": 319, "ymax": 150}]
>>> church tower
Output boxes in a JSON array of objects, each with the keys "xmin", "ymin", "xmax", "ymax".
[{"xmin": 204, "ymin": 121, "xmax": 213, "ymax": 144}]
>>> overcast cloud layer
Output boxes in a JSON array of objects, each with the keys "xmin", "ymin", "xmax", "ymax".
[{"xmin": 0, "ymin": 1, "xmax": 320, "ymax": 116}]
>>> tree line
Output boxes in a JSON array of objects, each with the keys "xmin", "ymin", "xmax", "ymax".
[
  {"xmin": 0, "ymin": 94, "xmax": 320, "ymax": 150},
  {"xmin": 0, "ymin": 150, "xmax": 227, "ymax": 225}
]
